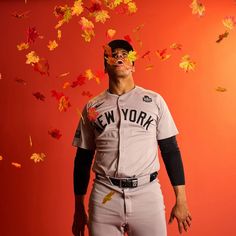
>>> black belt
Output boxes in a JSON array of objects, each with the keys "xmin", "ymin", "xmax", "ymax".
[{"xmin": 96, "ymin": 171, "xmax": 158, "ymax": 188}]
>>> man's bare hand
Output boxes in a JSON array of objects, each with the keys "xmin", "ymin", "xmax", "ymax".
[
  {"xmin": 169, "ymin": 202, "xmax": 192, "ymax": 234},
  {"xmin": 72, "ymin": 204, "xmax": 88, "ymax": 236}
]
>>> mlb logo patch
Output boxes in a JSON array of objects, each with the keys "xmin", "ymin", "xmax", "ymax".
[{"xmin": 143, "ymin": 95, "xmax": 152, "ymax": 103}]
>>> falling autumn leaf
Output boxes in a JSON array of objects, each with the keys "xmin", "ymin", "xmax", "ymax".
[
  {"xmin": 48, "ymin": 128, "xmax": 62, "ymax": 139},
  {"xmin": 17, "ymin": 42, "xmax": 29, "ymax": 51},
  {"xmin": 26, "ymin": 51, "xmax": 40, "ymax": 64},
  {"xmin": 179, "ymin": 55, "xmax": 196, "ymax": 72},
  {"xmin": 71, "ymin": 0, "xmax": 84, "ymax": 16},
  {"xmin": 127, "ymin": 50, "xmax": 137, "ymax": 63},
  {"xmin": 58, "ymin": 95, "xmax": 71, "ymax": 112},
  {"xmin": 11, "ymin": 10, "xmax": 30, "ymax": 19},
  {"xmin": 48, "ymin": 40, "xmax": 58, "ymax": 51},
  {"xmin": 216, "ymin": 31, "xmax": 229, "ymax": 43},
  {"xmin": 63, "ymin": 82, "xmax": 70, "ymax": 89},
  {"xmin": 106, "ymin": 29, "xmax": 116, "ymax": 39},
  {"xmin": 51, "ymin": 90, "xmax": 64, "ymax": 100},
  {"xmin": 71, "ymin": 74, "xmax": 86, "ymax": 88},
  {"xmin": 102, "ymin": 191, "xmax": 115, "ymax": 204},
  {"xmin": 32, "ymin": 92, "xmax": 46, "ymax": 101},
  {"xmin": 27, "ymin": 26, "xmax": 40, "ymax": 44},
  {"xmin": 29, "ymin": 135, "xmax": 33, "ymax": 147},
  {"xmin": 30, "ymin": 153, "xmax": 45, "ymax": 163},
  {"xmin": 216, "ymin": 86, "xmax": 227, "ymax": 92},
  {"xmin": 222, "ymin": 16, "xmax": 236, "ymax": 30},
  {"xmin": 127, "ymin": 1, "xmax": 137, "ymax": 14},
  {"xmin": 155, "ymin": 49, "xmax": 171, "ymax": 61},
  {"xmin": 88, "ymin": 107, "xmax": 99, "ymax": 121},
  {"xmin": 33, "ymin": 58, "xmax": 50, "ymax": 76},
  {"xmin": 140, "ymin": 50, "xmax": 151, "ymax": 59},
  {"xmin": 57, "ymin": 30, "xmax": 62, "ymax": 40},
  {"xmin": 93, "ymin": 10, "xmax": 110, "ymax": 23},
  {"xmin": 85, "ymin": 69, "xmax": 100, "ymax": 84},
  {"xmin": 12, "ymin": 162, "xmax": 21, "ymax": 168},
  {"xmin": 170, "ymin": 43, "xmax": 182, "ymax": 50},
  {"xmin": 190, "ymin": 0, "xmax": 205, "ymax": 17}
]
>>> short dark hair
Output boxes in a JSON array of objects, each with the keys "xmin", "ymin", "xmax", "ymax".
[{"xmin": 104, "ymin": 39, "xmax": 134, "ymax": 68}]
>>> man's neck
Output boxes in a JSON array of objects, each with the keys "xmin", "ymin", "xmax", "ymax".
[{"xmin": 108, "ymin": 76, "xmax": 135, "ymax": 95}]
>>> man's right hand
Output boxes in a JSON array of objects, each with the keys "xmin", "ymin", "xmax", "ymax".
[{"xmin": 72, "ymin": 204, "xmax": 88, "ymax": 236}]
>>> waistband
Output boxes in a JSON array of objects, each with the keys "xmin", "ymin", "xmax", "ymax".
[{"xmin": 95, "ymin": 171, "xmax": 158, "ymax": 188}]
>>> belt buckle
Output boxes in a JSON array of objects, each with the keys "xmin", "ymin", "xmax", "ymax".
[{"xmin": 120, "ymin": 178, "xmax": 138, "ymax": 188}]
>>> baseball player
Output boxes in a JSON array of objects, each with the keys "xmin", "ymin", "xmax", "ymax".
[{"xmin": 72, "ymin": 39, "xmax": 192, "ymax": 236}]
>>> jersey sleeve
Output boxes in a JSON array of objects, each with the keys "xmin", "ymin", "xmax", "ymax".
[
  {"xmin": 72, "ymin": 104, "xmax": 96, "ymax": 151},
  {"xmin": 156, "ymin": 95, "xmax": 179, "ymax": 140}
]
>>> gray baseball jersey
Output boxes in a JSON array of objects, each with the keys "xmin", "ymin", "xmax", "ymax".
[{"xmin": 72, "ymin": 85, "xmax": 178, "ymax": 178}]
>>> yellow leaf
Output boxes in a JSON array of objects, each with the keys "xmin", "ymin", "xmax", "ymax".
[
  {"xmin": 81, "ymin": 30, "xmax": 95, "ymax": 42},
  {"xmin": 12, "ymin": 162, "xmax": 21, "ymax": 168},
  {"xmin": 55, "ymin": 19, "xmax": 65, "ymax": 29},
  {"xmin": 30, "ymin": 153, "xmax": 46, "ymax": 163},
  {"xmin": 26, "ymin": 51, "xmax": 40, "ymax": 64},
  {"xmin": 17, "ymin": 42, "xmax": 29, "ymax": 51},
  {"xmin": 71, "ymin": 0, "xmax": 84, "ymax": 16},
  {"xmin": 85, "ymin": 69, "xmax": 94, "ymax": 80},
  {"xmin": 57, "ymin": 30, "xmax": 62, "ymax": 39},
  {"xmin": 80, "ymin": 17, "xmax": 94, "ymax": 30},
  {"xmin": 127, "ymin": 2, "xmax": 137, "ymax": 13},
  {"xmin": 48, "ymin": 40, "xmax": 58, "ymax": 51},
  {"xmin": 102, "ymin": 191, "xmax": 115, "ymax": 204},
  {"xmin": 190, "ymin": 0, "xmax": 205, "ymax": 16},
  {"xmin": 94, "ymin": 10, "xmax": 110, "ymax": 23},
  {"xmin": 127, "ymin": 50, "xmax": 137, "ymax": 62},
  {"xmin": 179, "ymin": 55, "xmax": 196, "ymax": 72},
  {"xmin": 114, "ymin": 0, "xmax": 123, "ymax": 7},
  {"xmin": 106, "ymin": 29, "xmax": 116, "ymax": 39},
  {"xmin": 58, "ymin": 96, "xmax": 71, "ymax": 112},
  {"xmin": 222, "ymin": 16, "xmax": 236, "ymax": 30}
]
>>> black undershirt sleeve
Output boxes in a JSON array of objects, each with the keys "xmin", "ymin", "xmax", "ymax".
[
  {"xmin": 158, "ymin": 136, "xmax": 185, "ymax": 186},
  {"xmin": 73, "ymin": 147, "xmax": 95, "ymax": 195}
]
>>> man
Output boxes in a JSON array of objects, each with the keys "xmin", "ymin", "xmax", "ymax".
[{"xmin": 72, "ymin": 39, "xmax": 192, "ymax": 236}]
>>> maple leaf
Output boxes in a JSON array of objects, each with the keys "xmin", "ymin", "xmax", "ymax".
[
  {"xmin": 48, "ymin": 40, "xmax": 58, "ymax": 51},
  {"xmin": 106, "ymin": 29, "xmax": 116, "ymax": 39},
  {"xmin": 30, "ymin": 153, "xmax": 45, "ymax": 163},
  {"xmin": 26, "ymin": 51, "xmax": 40, "ymax": 64},
  {"xmin": 17, "ymin": 42, "xmax": 29, "ymax": 51},
  {"xmin": 71, "ymin": 0, "xmax": 84, "ymax": 16},
  {"xmin": 58, "ymin": 95, "xmax": 71, "ymax": 112},
  {"xmin": 57, "ymin": 30, "xmax": 62, "ymax": 40},
  {"xmin": 127, "ymin": 1, "xmax": 137, "ymax": 14},
  {"xmin": 15, "ymin": 78, "xmax": 27, "ymax": 85},
  {"xmin": 216, "ymin": 86, "xmax": 227, "ymax": 92},
  {"xmin": 216, "ymin": 31, "xmax": 229, "ymax": 43},
  {"xmin": 11, "ymin": 10, "xmax": 30, "ymax": 19},
  {"xmin": 85, "ymin": 69, "xmax": 100, "ymax": 83},
  {"xmin": 27, "ymin": 26, "xmax": 40, "ymax": 44},
  {"xmin": 33, "ymin": 58, "xmax": 50, "ymax": 76},
  {"xmin": 48, "ymin": 128, "xmax": 62, "ymax": 139},
  {"xmin": 51, "ymin": 90, "xmax": 64, "ymax": 100},
  {"xmin": 32, "ymin": 92, "xmax": 46, "ymax": 101},
  {"xmin": 82, "ymin": 91, "xmax": 93, "ymax": 97},
  {"xmin": 102, "ymin": 191, "xmax": 115, "ymax": 204},
  {"xmin": 81, "ymin": 29, "xmax": 95, "ymax": 42},
  {"xmin": 190, "ymin": 0, "xmax": 205, "ymax": 16},
  {"xmin": 71, "ymin": 74, "xmax": 86, "ymax": 88},
  {"xmin": 63, "ymin": 82, "xmax": 70, "ymax": 89},
  {"xmin": 29, "ymin": 135, "xmax": 33, "ymax": 147},
  {"xmin": 114, "ymin": 0, "xmax": 123, "ymax": 7},
  {"xmin": 179, "ymin": 55, "xmax": 196, "ymax": 72},
  {"xmin": 87, "ymin": 107, "xmax": 99, "ymax": 121},
  {"xmin": 170, "ymin": 43, "xmax": 182, "ymax": 50},
  {"xmin": 79, "ymin": 17, "xmax": 94, "ymax": 30},
  {"xmin": 93, "ymin": 10, "xmax": 110, "ymax": 23},
  {"xmin": 12, "ymin": 162, "xmax": 21, "ymax": 168},
  {"xmin": 87, "ymin": 0, "xmax": 102, "ymax": 12},
  {"xmin": 155, "ymin": 49, "xmax": 171, "ymax": 61},
  {"xmin": 222, "ymin": 16, "xmax": 236, "ymax": 30},
  {"xmin": 127, "ymin": 50, "xmax": 137, "ymax": 63}
]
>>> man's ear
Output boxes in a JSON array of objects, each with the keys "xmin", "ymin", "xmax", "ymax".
[{"xmin": 131, "ymin": 65, "xmax": 135, "ymax": 73}]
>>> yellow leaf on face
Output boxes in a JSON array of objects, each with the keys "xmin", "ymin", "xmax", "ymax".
[
  {"xmin": 222, "ymin": 16, "xmax": 236, "ymax": 30},
  {"xmin": 17, "ymin": 42, "xmax": 29, "ymax": 51},
  {"xmin": 216, "ymin": 86, "xmax": 227, "ymax": 92},
  {"xmin": 26, "ymin": 51, "xmax": 40, "ymax": 64},
  {"xmin": 179, "ymin": 55, "xmax": 196, "ymax": 72},
  {"xmin": 63, "ymin": 81, "xmax": 70, "ymax": 89},
  {"xmin": 48, "ymin": 40, "xmax": 58, "ymax": 51},
  {"xmin": 102, "ymin": 191, "xmax": 115, "ymax": 204},
  {"xmin": 0, "ymin": 155, "xmax": 3, "ymax": 160},
  {"xmin": 190, "ymin": 0, "xmax": 205, "ymax": 16},
  {"xmin": 12, "ymin": 162, "xmax": 21, "ymax": 168},
  {"xmin": 57, "ymin": 30, "xmax": 62, "ymax": 39},
  {"xmin": 127, "ymin": 2, "xmax": 137, "ymax": 13},
  {"xmin": 30, "ymin": 153, "xmax": 45, "ymax": 163},
  {"xmin": 29, "ymin": 135, "xmax": 33, "ymax": 147},
  {"xmin": 106, "ymin": 29, "xmax": 116, "ymax": 39},
  {"xmin": 93, "ymin": 10, "xmax": 110, "ymax": 23},
  {"xmin": 127, "ymin": 50, "xmax": 137, "ymax": 62},
  {"xmin": 71, "ymin": 0, "xmax": 84, "ymax": 16}
]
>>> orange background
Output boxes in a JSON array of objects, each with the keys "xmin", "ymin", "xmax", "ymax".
[{"xmin": 0, "ymin": 0, "xmax": 236, "ymax": 236}]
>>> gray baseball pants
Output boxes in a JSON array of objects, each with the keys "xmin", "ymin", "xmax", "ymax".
[{"xmin": 88, "ymin": 178, "xmax": 167, "ymax": 236}]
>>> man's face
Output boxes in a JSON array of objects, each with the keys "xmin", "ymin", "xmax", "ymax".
[{"xmin": 105, "ymin": 48, "xmax": 135, "ymax": 78}]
